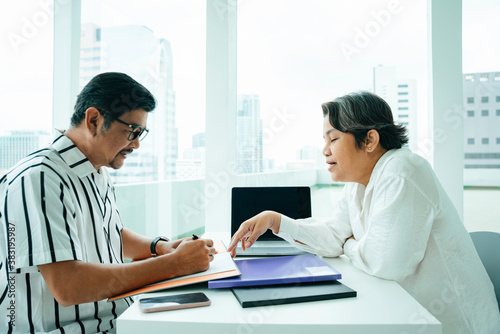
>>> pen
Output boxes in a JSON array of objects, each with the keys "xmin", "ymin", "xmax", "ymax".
[{"xmin": 191, "ymin": 234, "xmax": 217, "ymax": 254}]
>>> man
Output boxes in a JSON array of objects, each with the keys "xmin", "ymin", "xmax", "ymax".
[{"xmin": 0, "ymin": 72, "xmax": 215, "ymax": 333}]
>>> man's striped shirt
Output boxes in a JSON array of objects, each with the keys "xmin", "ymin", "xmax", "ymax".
[{"xmin": 0, "ymin": 134, "xmax": 132, "ymax": 333}]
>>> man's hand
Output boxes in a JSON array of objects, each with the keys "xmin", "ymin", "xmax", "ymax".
[
  {"xmin": 155, "ymin": 238, "xmax": 183, "ymax": 256},
  {"xmin": 169, "ymin": 238, "xmax": 216, "ymax": 277},
  {"xmin": 227, "ymin": 210, "xmax": 281, "ymax": 258}
]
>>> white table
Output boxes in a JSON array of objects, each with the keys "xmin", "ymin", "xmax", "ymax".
[{"xmin": 117, "ymin": 256, "xmax": 441, "ymax": 333}]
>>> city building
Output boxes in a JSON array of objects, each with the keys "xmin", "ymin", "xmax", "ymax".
[
  {"xmin": 299, "ymin": 145, "xmax": 323, "ymax": 166},
  {"xmin": 176, "ymin": 132, "xmax": 206, "ymax": 179},
  {"xmin": 80, "ymin": 23, "xmax": 178, "ymax": 183},
  {"xmin": 237, "ymin": 94, "xmax": 263, "ymax": 174},
  {"xmin": 373, "ymin": 65, "xmax": 418, "ymax": 153},
  {"xmin": 0, "ymin": 131, "xmax": 51, "ymax": 174},
  {"xmin": 192, "ymin": 132, "xmax": 206, "ymax": 149},
  {"xmin": 463, "ymin": 71, "xmax": 500, "ymax": 185}
]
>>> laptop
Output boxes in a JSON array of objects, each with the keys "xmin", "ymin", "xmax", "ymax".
[{"xmin": 231, "ymin": 186, "xmax": 311, "ymax": 256}]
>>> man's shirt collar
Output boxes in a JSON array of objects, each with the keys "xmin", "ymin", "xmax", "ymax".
[{"xmin": 51, "ymin": 133, "xmax": 97, "ymax": 178}]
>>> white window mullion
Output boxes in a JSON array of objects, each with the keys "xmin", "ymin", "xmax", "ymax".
[
  {"xmin": 52, "ymin": 0, "xmax": 81, "ymax": 135},
  {"xmin": 205, "ymin": 0, "xmax": 238, "ymax": 233},
  {"xmin": 428, "ymin": 0, "xmax": 464, "ymax": 219}
]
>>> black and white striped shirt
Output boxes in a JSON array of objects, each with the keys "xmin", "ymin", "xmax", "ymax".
[{"xmin": 0, "ymin": 134, "xmax": 132, "ymax": 333}]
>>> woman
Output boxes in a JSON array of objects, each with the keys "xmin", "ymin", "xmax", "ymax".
[{"xmin": 227, "ymin": 91, "xmax": 500, "ymax": 334}]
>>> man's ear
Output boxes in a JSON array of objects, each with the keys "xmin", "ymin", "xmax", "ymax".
[
  {"xmin": 85, "ymin": 107, "xmax": 101, "ymax": 137},
  {"xmin": 364, "ymin": 129, "xmax": 381, "ymax": 152}
]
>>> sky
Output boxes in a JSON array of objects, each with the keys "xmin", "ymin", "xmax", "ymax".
[{"xmin": 1, "ymin": 0, "xmax": 499, "ymax": 165}]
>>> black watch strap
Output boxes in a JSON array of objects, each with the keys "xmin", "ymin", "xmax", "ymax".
[{"xmin": 150, "ymin": 236, "xmax": 169, "ymax": 257}]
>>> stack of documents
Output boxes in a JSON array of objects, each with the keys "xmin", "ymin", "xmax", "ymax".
[
  {"xmin": 108, "ymin": 241, "xmax": 240, "ymax": 301},
  {"xmin": 208, "ymin": 254, "xmax": 356, "ymax": 308}
]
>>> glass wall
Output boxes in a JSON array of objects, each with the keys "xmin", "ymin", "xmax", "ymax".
[
  {"xmin": 77, "ymin": 1, "xmax": 208, "ymax": 239},
  {"xmin": 462, "ymin": 0, "xmax": 500, "ymax": 232},
  {"xmin": 3, "ymin": 1, "xmax": 498, "ymax": 238},
  {"xmin": 237, "ymin": 0, "xmax": 428, "ymax": 182},
  {"xmin": 0, "ymin": 1, "xmax": 53, "ymax": 175},
  {"xmin": 80, "ymin": 0, "xmax": 206, "ymax": 185}
]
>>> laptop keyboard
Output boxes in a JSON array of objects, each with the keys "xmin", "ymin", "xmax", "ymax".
[
  {"xmin": 236, "ymin": 242, "xmax": 308, "ymax": 256},
  {"xmin": 253, "ymin": 241, "xmax": 289, "ymax": 247}
]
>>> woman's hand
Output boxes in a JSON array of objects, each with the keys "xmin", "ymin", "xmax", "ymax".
[{"xmin": 227, "ymin": 210, "xmax": 281, "ymax": 257}]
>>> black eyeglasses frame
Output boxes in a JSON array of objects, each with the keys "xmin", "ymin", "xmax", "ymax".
[{"xmin": 96, "ymin": 108, "xmax": 149, "ymax": 141}]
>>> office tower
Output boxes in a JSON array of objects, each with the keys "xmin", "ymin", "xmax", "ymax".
[
  {"xmin": 192, "ymin": 132, "xmax": 206, "ymax": 149},
  {"xmin": 237, "ymin": 95, "xmax": 263, "ymax": 174},
  {"xmin": 373, "ymin": 65, "xmax": 418, "ymax": 153},
  {"xmin": 80, "ymin": 23, "xmax": 178, "ymax": 183},
  {"xmin": 176, "ymin": 148, "xmax": 205, "ymax": 179},
  {"xmin": 463, "ymin": 71, "xmax": 500, "ymax": 185},
  {"xmin": 299, "ymin": 146, "xmax": 323, "ymax": 166},
  {"xmin": 0, "ymin": 131, "xmax": 51, "ymax": 173},
  {"xmin": 176, "ymin": 132, "xmax": 206, "ymax": 179}
]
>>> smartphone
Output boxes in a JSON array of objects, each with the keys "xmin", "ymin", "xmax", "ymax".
[{"xmin": 138, "ymin": 292, "xmax": 211, "ymax": 313}]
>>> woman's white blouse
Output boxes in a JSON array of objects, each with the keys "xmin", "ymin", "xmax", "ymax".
[{"xmin": 278, "ymin": 148, "xmax": 500, "ymax": 334}]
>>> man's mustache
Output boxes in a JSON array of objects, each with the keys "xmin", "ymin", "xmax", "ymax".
[{"xmin": 119, "ymin": 149, "xmax": 134, "ymax": 155}]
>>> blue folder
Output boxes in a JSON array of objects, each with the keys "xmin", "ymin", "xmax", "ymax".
[{"xmin": 208, "ymin": 254, "xmax": 341, "ymax": 289}]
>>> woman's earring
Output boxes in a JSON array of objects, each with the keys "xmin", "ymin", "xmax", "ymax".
[{"xmin": 368, "ymin": 147, "xmax": 372, "ymax": 150}]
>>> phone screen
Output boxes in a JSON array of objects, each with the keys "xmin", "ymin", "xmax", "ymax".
[{"xmin": 139, "ymin": 292, "xmax": 211, "ymax": 313}]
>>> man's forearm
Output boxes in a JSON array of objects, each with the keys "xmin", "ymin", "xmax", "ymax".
[
  {"xmin": 39, "ymin": 238, "xmax": 214, "ymax": 307},
  {"xmin": 121, "ymin": 227, "xmax": 155, "ymax": 260}
]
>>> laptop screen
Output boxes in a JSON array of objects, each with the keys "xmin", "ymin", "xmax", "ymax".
[{"xmin": 231, "ymin": 186, "xmax": 312, "ymax": 240}]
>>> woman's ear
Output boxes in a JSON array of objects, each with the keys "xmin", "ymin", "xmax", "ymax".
[
  {"xmin": 364, "ymin": 129, "xmax": 381, "ymax": 152},
  {"xmin": 85, "ymin": 107, "xmax": 100, "ymax": 137}
]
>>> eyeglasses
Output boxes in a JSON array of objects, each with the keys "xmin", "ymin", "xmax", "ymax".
[{"xmin": 97, "ymin": 109, "xmax": 149, "ymax": 141}]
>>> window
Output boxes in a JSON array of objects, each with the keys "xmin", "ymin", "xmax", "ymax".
[
  {"xmin": 482, "ymin": 110, "xmax": 489, "ymax": 116},
  {"xmin": 465, "ymin": 74, "xmax": 475, "ymax": 82},
  {"xmin": 0, "ymin": 1, "xmax": 54, "ymax": 175},
  {"xmin": 463, "ymin": 0, "xmax": 500, "ymax": 233},
  {"xmin": 237, "ymin": 0, "xmax": 427, "ymax": 173},
  {"xmin": 78, "ymin": 0, "xmax": 207, "ymax": 238},
  {"xmin": 81, "ymin": 1, "xmax": 206, "ymax": 184},
  {"xmin": 15, "ymin": 0, "xmax": 497, "ymax": 237},
  {"xmin": 467, "ymin": 138, "xmax": 475, "ymax": 145},
  {"xmin": 496, "ymin": 96, "xmax": 500, "ymax": 103},
  {"xmin": 497, "ymin": 138, "xmax": 500, "ymax": 145},
  {"xmin": 467, "ymin": 110, "xmax": 475, "ymax": 117}
]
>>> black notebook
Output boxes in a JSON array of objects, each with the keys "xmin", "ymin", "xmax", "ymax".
[{"xmin": 231, "ymin": 280, "xmax": 356, "ymax": 308}]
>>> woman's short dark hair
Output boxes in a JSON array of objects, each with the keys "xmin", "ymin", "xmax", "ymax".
[
  {"xmin": 321, "ymin": 91, "xmax": 408, "ymax": 150},
  {"xmin": 71, "ymin": 72, "xmax": 156, "ymax": 129}
]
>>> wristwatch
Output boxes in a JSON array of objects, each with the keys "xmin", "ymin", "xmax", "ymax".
[{"xmin": 150, "ymin": 236, "xmax": 170, "ymax": 257}]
